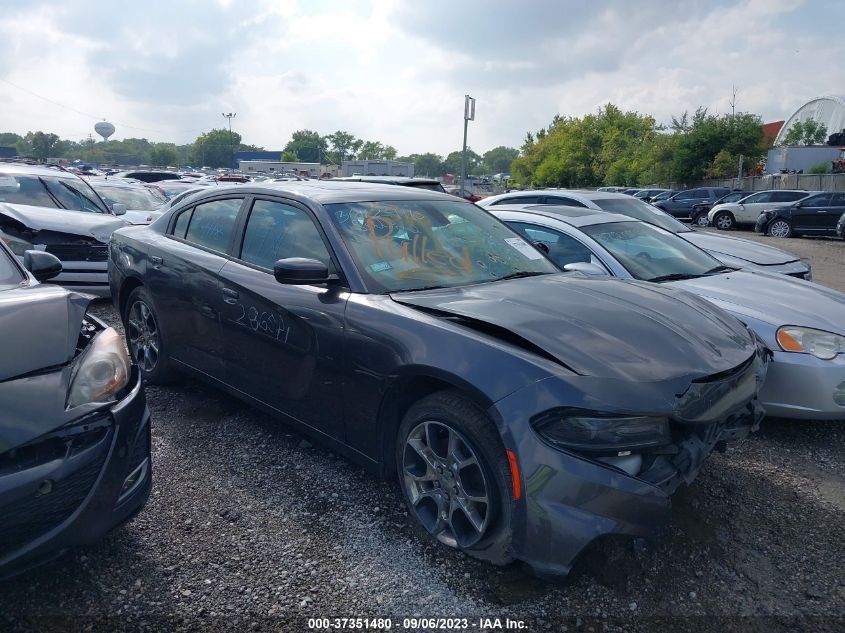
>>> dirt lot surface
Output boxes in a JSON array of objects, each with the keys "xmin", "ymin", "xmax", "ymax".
[{"xmin": 1, "ymin": 232, "xmax": 843, "ymax": 632}]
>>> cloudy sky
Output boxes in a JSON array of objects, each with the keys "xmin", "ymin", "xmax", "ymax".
[{"xmin": 1, "ymin": 0, "xmax": 843, "ymax": 155}]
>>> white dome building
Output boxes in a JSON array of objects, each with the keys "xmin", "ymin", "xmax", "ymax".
[{"xmin": 774, "ymin": 95, "xmax": 845, "ymax": 145}]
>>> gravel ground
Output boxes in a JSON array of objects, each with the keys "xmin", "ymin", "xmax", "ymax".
[{"xmin": 1, "ymin": 233, "xmax": 844, "ymax": 633}]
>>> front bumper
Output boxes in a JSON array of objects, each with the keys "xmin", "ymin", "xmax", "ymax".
[
  {"xmin": 759, "ymin": 351, "xmax": 845, "ymax": 420},
  {"xmin": 490, "ymin": 357, "xmax": 764, "ymax": 578},
  {"xmin": 0, "ymin": 371, "xmax": 151, "ymax": 579}
]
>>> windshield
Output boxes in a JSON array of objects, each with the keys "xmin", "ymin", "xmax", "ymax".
[
  {"xmin": 591, "ymin": 197, "xmax": 692, "ymax": 233},
  {"xmin": 0, "ymin": 173, "xmax": 108, "ymax": 213},
  {"xmin": 325, "ymin": 199, "xmax": 558, "ymax": 292},
  {"xmin": 582, "ymin": 221, "xmax": 724, "ymax": 282},
  {"xmin": 95, "ymin": 186, "xmax": 164, "ymax": 211},
  {"xmin": 0, "ymin": 244, "xmax": 24, "ymax": 289}
]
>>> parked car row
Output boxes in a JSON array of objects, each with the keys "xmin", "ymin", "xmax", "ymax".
[{"xmin": 2, "ymin": 175, "xmax": 844, "ymax": 581}]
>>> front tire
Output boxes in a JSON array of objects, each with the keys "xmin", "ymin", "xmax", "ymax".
[
  {"xmin": 123, "ymin": 286, "xmax": 176, "ymax": 384},
  {"xmin": 692, "ymin": 212, "xmax": 710, "ymax": 227},
  {"xmin": 713, "ymin": 211, "xmax": 735, "ymax": 230},
  {"xmin": 396, "ymin": 391, "xmax": 513, "ymax": 565},
  {"xmin": 767, "ymin": 219, "xmax": 793, "ymax": 238}
]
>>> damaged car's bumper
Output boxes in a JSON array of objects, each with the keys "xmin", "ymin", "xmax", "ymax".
[
  {"xmin": 491, "ymin": 351, "xmax": 766, "ymax": 578},
  {"xmin": 759, "ymin": 350, "xmax": 845, "ymax": 420},
  {"xmin": 0, "ymin": 370, "xmax": 150, "ymax": 579}
]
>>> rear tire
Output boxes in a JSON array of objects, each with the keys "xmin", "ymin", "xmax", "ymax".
[
  {"xmin": 767, "ymin": 219, "xmax": 793, "ymax": 238},
  {"xmin": 713, "ymin": 211, "xmax": 735, "ymax": 231},
  {"xmin": 396, "ymin": 390, "xmax": 513, "ymax": 565},
  {"xmin": 122, "ymin": 286, "xmax": 177, "ymax": 384}
]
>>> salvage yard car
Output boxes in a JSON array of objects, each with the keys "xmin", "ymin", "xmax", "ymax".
[
  {"xmin": 706, "ymin": 189, "xmax": 812, "ymax": 231},
  {"xmin": 479, "ymin": 190, "xmax": 813, "ymax": 279},
  {"xmin": 0, "ymin": 162, "xmax": 129, "ymax": 296},
  {"xmin": 756, "ymin": 192, "xmax": 845, "ymax": 238},
  {"xmin": 0, "ymin": 240, "xmax": 150, "ymax": 579},
  {"xmin": 492, "ymin": 204, "xmax": 845, "ymax": 420},
  {"xmin": 109, "ymin": 181, "xmax": 768, "ymax": 576},
  {"xmin": 87, "ymin": 178, "xmax": 167, "ymax": 225}
]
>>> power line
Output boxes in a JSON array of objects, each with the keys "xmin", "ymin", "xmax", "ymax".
[{"xmin": 0, "ymin": 77, "xmax": 210, "ymax": 136}]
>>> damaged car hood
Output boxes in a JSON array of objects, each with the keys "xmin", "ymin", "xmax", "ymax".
[
  {"xmin": 682, "ymin": 231, "xmax": 798, "ymax": 265},
  {"xmin": 0, "ymin": 284, "xmax": 90, "ymax": 382},
  {"xmin": 0, "ymin": 202, "xmax": 127, "ymax": 243},
  {"xmin": 672, "ymin": 270, "xmax": 845, "ymax": 333},
  {"xmin": 391, "ymin": 275, "xmax": 755, "ymax": 383}
]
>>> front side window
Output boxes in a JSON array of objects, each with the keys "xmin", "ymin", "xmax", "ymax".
[
  {"xmin": 492, "ymin": 195, "xmax": 539, "ymax": 206},
  {"xmin": 545, "ymin": 196, "xmax": 587, "ymax": 207},
  {"xmin": 508, "ymin": 222, "xmax": 594, "ymax": 267},
  {"xmin": 0, "ymin": 244, "xmax": 24, "ymax": 289},
  {"xmin": 582, "ymin": 221, "xmax": 722, "ymax": 282},
  {"xmin": 744, "ymin": 192, "xmax": 773, "ymax": 204},
  {"xmin": 802, "ymin": 194, "xmax": 831, "ymax": 207},
  {"xmin": 831, "ymin": 193, "xmax": 845, "ymax": 205},
  {"xmin": 591, "ymin": 197, "xmax": 690, "ymax": 233},
  {"xmin": 674, "ymin": 190, "xmax": 698, "ymax": 200},
  {"xmin": 184, "ymin": 198, "xmax": 243, "ymax": 253},
  {"xmin": 325, "ymin": 199, "xmax": 558, "ymax": 293},
  {"xmin": 43, "ymin": 177, "xmax": 107, "ymax": 213},
  {"xmin": 0, "ymin": 174, "xmax": 59, "ymax": 208},
  {"xmin": 240, "ymin": 200, "xmax": 332, "ymax": 270}
]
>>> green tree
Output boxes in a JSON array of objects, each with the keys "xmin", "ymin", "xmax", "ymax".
[
  {"xmin": 482, "ymin": 146, "xmax": 519, "ymax": 174},
  {"xmin": 443, "ymin": 148, "xmax": 481, "ymax": 175},
  {"xmin": 705, "ymin": 149, "xmax": 739, "ymax": 179},
  {"xmin": 0, "ymin": 132, "xmax": 22, "ymax": 148},
  {"xmin": 326, "ymin": 131, "xmax": 360, "ymax": 163},
  {"xmin": 382, "ymin": 145, "xmax": 397, "ymax": 160},
  {"xmin": 357, "ymin": 141, "xmax": 385, "ymax": 160},
  {"xmin": 782, "ymin": 119, "xmax": 828, "ymax": 146},
  {"xmin": 397, "ymin": 152, "xmax": 444, "ymax": 177},
  {"xmin": 150, "ymin": 145, "xmax": 178, "ymax": 166},
  {"xmin": 283, "ymin": 130, "xmax": 326, "ymax": 163},
  {"xmin": 280, "ymin": 149, "xmax": 299, "ymax": 162},
  {"xmin": 189, "ymin": 129, "xmax": 242, "ymax": 168},
  {"xmin": 19, "ymin": 131, "xmax": 60, "ymax": 160}
]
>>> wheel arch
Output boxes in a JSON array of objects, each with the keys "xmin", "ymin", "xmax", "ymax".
[
  {"xmin": 377, "ymin": 368, "xmax": 496, "ymax": 477},
  {"xmin": 118, "ymin": 275, "xmax": 146, "ymax": 320}
]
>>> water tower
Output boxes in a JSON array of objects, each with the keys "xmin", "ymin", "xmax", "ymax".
[{"xmin": 94, "ymin": 121, "xmax": 115, "ymax": 142}]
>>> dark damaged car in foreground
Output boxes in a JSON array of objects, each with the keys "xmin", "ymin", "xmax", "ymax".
[
  {"xmin": 109, "ymin": 181, "xmax": 767, "ymax": 576},
  {"xmin": 0, "ymin": 241, "xmax": 150, "ymax": 578}
]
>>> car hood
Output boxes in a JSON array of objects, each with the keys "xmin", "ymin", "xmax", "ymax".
[
  {"xmin": 671, "ymin": 270, "xmax": 845, "ymax": 333},
  {"xmin": 0, "ymin": 283, "xmax": 90, "ymax": 382},
  {"xmin": 391, "ymin": 275, "xmax": 754, "ymax": 383},
  {"xmin": 0, "ymin": 202, "xmax": 127, "ymax": 243},
  {"xmin": 681, "ymin": 230, "xmax": 798, "ymax": 265}
]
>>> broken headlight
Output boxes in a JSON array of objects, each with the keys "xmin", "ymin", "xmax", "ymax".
[
  {"xmin": 776, "ymin": 326, "xmax": 845, "ymax": 360},
  {"xmin": 67, "ymin": 327, "xmax": 131, "ymax": 409},
  {"xmin": 531, "ymin": 409, "xmax": 670, "ymax": 453},
  {"xmin": 0, "ymin": 228, "xmax": 34, "ymax": 256}
]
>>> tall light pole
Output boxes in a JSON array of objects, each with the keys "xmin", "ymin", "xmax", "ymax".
[
  {"xmin": 222, "ymin": 112, "xmax": 237, "ymax": 170},
  {"xmin": 461, "ymin": 95, "xmax": 475, "ymax": 193}
]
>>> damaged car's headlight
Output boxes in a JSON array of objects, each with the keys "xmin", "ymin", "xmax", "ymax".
[
  {"xmin": 776, "ymin": 326, "xmax": 845, "ymax": 360},
  {"xmin": 0, "ymin": 228, "xmax": 34, "ymax": 256},
  {"xmin": 67, "ymin": 327, "xmax": 131, "ymax": 408},
  {"xmin": 532, "ymin": 409, "xmax": 670, "ymax": 453}
]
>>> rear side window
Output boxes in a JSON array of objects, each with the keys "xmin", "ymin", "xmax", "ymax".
[
  {"xmin": 240, "ymin": 199, "xmax": 332, "ymax": 270},
  {"xmin": 831, "ymin": 193, "xmax": 845, "ymax": 205},
  {"xmin": 544, "ymin": 196, "xmax": 588, "ymax": 207},
  {"xmin": 172, "ymin": 208, "xmax": 193, "ymax": 238},
  {"xmin": 491, "ymin": 195, "xmax": 539, "ymax": 205},
  {"xmin": 509, "ymin": 222, "xmax": 594, "ymax": 267},
  {"xmin": 184, "ymin": 198, "xmax": 243, "ymax": 253},
  {"xmin": 771, "ymin": 191, "xmax": 806, "ymax": 202}
]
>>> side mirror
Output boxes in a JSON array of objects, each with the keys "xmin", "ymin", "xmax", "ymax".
[
  {"xmin": 563, "ymin": 261, "xmax": 608, "ymax": 277},
  {"xmin": 24, "ymin": 250, "xmax": 62, "ymax": 281},
  {"xmin": 533, "ymin": 241, "xmax": 550, "ymax": 254},
  {"xmin": 273, "ymin": 257, "xmax": 331, "ymax": 285},
  {"xmin": 112, "ymin": 203, "xmax": 128, "ymax": 216},
  {"xmin": 795, "ymin": 201, "xmax": 803, "ymax": 208}
]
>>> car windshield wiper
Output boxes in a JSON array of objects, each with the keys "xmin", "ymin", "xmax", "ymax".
[
  {"xmin": 399, "ymin": 284, "xmax": 452, "ymax": 293},
  {"xmin": 646, "ymin": 272, "xmax": 703, "ymax": 282},
  {"xmin": 495, "ymin": 271, "xmax": 549, "ymax": 282},
  {"xmin": 703, "ymin": 265, "xmax": 735, "ymax": 275}
]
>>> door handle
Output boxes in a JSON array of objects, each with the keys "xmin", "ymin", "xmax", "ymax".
[
  {"xmin": 150, "ymin": 255, "xmax": 163, "ymax": 268},
  {"xmin": 222, "ymin": 287, "xmax": 239, "ymax": 304}
]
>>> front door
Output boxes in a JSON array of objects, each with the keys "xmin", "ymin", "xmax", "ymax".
[
  {"xmin": 217, "ymin": 197, "xmax": 348, "ymax": 441},
  {"xmin": 821, "ymin": 193, "xmax": 845, "ymax": 231},
  {"xmin": 793, "ymin": 193, "xmax": 832, "ymax": 231}
]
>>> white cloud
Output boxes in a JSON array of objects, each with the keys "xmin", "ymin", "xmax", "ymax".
[{"xmin": 0, "ymin": 0, "xmax": 842, "ymax": 156}]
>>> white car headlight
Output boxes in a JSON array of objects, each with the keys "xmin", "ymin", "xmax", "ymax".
[
  {"xmin": 776, "ymin": 326, "xmax": 845, "ymax": 360},
  {"xmin": 0, "ymin": 228, "xmax": 34, "ymax": 256},
  {"xmin": 67, "ymin": 327, "xmax": 131, "ymax": 408}
]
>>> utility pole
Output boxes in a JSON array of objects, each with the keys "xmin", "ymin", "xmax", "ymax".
[
  {"xmin": 461, "ymin": 95, "xmax": 475, "ymax": 193},
  {"xmin": 222, "ymin": 112, "xmax": 237, "ymax": 170},
  {"xmin": 729, "ymin": 85, "xmax": 738, "ymax": 119}
]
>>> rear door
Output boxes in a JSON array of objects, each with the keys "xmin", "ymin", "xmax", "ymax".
[
  {"xmin": 792, "ymin": 193, "xmax": 832, "ymax": 231},
  {"xmin": 822, "ymin": 193, "xmax": 845, "ymax": 231},
  {"xmin": 216, "ymin": 196, "xmax": 349, "ymax": 440},
  {"xmin": 146, "ymin": 195, "xmax": 245, "ymax": 379}
]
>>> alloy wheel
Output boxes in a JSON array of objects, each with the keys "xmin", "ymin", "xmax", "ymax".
[
  {"xmin": 127, "ymin": 300, "xmax": 160, "ymax": 373},
  {"xmin": 769, "ymin": 220, "xmax": 791, "ymax": 238},
  {"xmin": 402, "ymin": 421, "xmax": 491, "ymax": 549},
  {"xmin": 715, "ymin": 213, "xmax": 733, "ymax": 230},
  {"xmin": 694, "ymin": 214, "xmax": 710, "ymax": 227}
]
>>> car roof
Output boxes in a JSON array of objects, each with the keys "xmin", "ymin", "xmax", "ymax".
[
  {"xmin": 180, "ymin": 180, "xmax": 455, "ymax": 206},
  {"xmin": 490, "ymin": 204, "xmax": 637, "ymax": 228},
  {"xmin": 333, "ymin": 176, "xmax": 441, "ymax": 185},
  {"xmin": 0, "ymin": 161, "xmax": 81, "ymax": 179}
]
